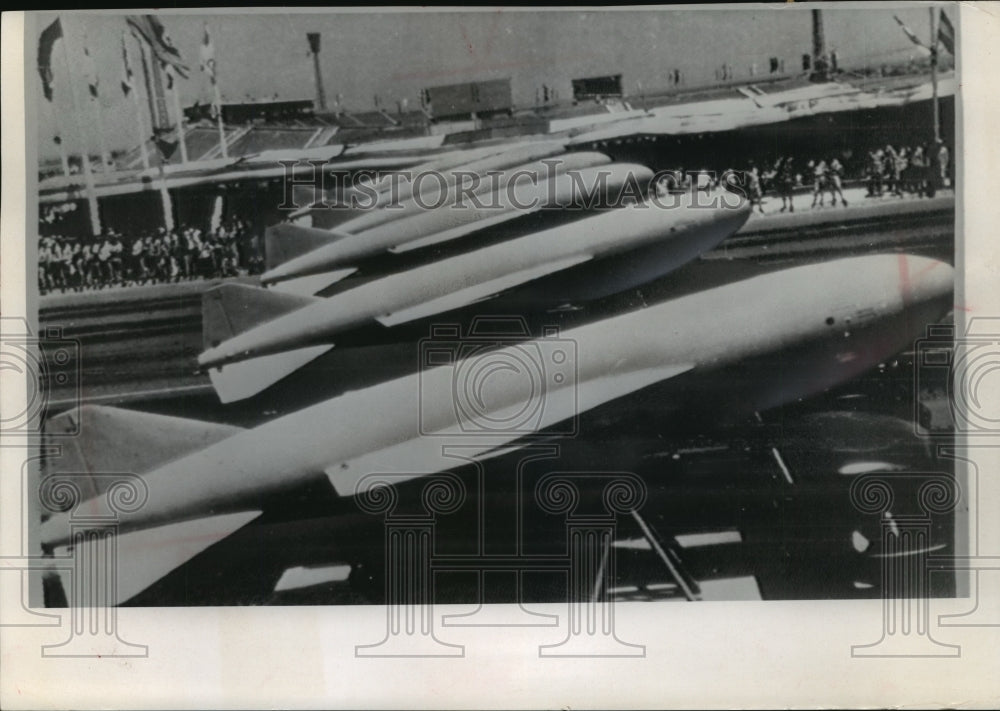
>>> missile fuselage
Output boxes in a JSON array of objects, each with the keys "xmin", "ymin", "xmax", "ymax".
[{"xmin": 263, "ymin": 153, "xmax": 619, "ymax": 284}]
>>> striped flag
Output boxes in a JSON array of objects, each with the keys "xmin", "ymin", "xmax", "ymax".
[
  {"xmin": 894, "ymin": 15, "xmax": 925, "ymax": 48},
  {"xmin": 199, "ymin": 23, "xmax": 217, "ymax": 84},
  {"xmin": 938, "ymin": 11, "xmax": 955, "ymax": 55},
  {"xmin": 121, "ymin": 32, "xmax": 134, "ymax": 96},
  {"xmin": 83, "ymin": 43, "xmax": 99, "ymax": 99},
  {"xmin": 37, "ymin": 18, "xmax": 62, "ymax": 102},
  {"xmin": 127, "ymin": 15, "xmax": 189, "ymax": 78}
]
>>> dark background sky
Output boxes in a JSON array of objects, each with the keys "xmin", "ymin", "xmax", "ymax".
[{"xmin": 32, "ymin": 7, "xmax": 953, "ymax": 159}]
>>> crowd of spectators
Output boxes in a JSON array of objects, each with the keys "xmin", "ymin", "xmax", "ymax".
[
  {"xmin": 39, "ymin": 140, "xmax": 954, "ymax": 295},
  {"xmin": 38, "ymin": 219, "xmax": 264, "ymax": 294},
  {"xmin": 864, "ymin": 141, "xmax": 950, "ymax": 199},
  {"xmin": 714, "ymin": 141, "xmax": 952, "ymax": 213}
]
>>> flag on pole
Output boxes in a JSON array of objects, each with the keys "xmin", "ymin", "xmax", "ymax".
[
  {"xmin": 83, "ymin": 43, "xmax": 100, "ymax": 99},
  {"xmin": 938, "ymin": 11, "xmax": 955, "ymax": 55},
  {"xmin": 37, "ymin": 18, "xmax": 63, "ymax": 102},
  {"xmin": 126, "ymin": 15, "xmax": 190, "ymax": 78},
  {"xmin": 894, "ymin": 15, "xmax": 926, "ymax": 48},
  {"xmin": 199, "ymin": 23, "xmax": 217, "ymax": 84},
  {"xmin": 121, "ymin": 32, "xmax": 134, "ymax": 96}
]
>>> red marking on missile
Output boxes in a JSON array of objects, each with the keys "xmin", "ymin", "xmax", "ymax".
[{"xmin": 898, "ymin": 252, "xmax": 912, "ymax": 306}]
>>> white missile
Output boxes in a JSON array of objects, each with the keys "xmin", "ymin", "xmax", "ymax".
[
  {"xmin": 41, "ymin": 253, "xmax": 954, "ymax": 603},
  {"xmin": 287, "ymin": 142, "xmax": 570, "ymax": 221},
  {"xmin": 200, "ymin": 193, "xmax": 752, "ymax": 400},
  {"xmin": 263, "ymin": 157, "xmax": 631, "ymax": 289},
  {"xmin": 266, "ymin": 150, "xmax": 612, "ymax": 282},
  {"xmin": 360, "ymin": 143, "xmax": 541, "ymax": 198},
  {"xmin": 332, "ymin": 140, "xmax": 569, "ymax": 235}
]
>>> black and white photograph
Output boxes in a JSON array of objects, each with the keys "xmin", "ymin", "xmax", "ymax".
[{"xmin": 2, "ymin": 4, "xmax": 999, "ymax": 709}]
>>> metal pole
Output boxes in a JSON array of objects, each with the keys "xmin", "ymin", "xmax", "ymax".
[
  {"xmin": 83, "ymin": 36, "xmax": 111, "ymax": 170},
  {"xmin": 207, "ymin": 22, "xmax": 229, "ymax": 159},
  {"xmin": 132, "ymin": 39, "xmax": 172, "ymax": 229},
  {"xmin": 57, "ymin": 138, "xmax": 71, "ymax": 178},
  {"xmin": 812, "ymin": 9, "xmax": 827, "ymax": 81},
  {"xmin": 158, "ymin": 164, "xmax": 174, "ymax": 231},
  {"xmin": 213, "ymin": 81, "xmax": 228, "ymax": 159},
  {"xmin": 90, "ymin": 91, "xmax": 111, "ymax": 170},
  {"xmin": 58, "ymin": 15, "xmax": 101, "ymax": 236},
  {"xmin": 308, "ymin": 33, "xmax": 327, "ymax": 112},
  {"xmin": 132, "ymin": 97, "xmax": 150, "ymax": 170},
  {"xmin": 629, "ymin": 510, "xmax": 702, "ymax": 601},
  {"xmin": 929, "ymin": 7, "xmax": 940, "ymax": 142},
  {"xmin": 168, "ymin": 71, "xmax": 189, "ymax": 163},
  {"xmin": 126, "ymin": 37, "xmax": 150, "ymax": 170}
]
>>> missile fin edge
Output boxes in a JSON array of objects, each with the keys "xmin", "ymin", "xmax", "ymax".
[{"xmin": 208, "ymin": 344, "xmax": 336, "ymax": 403}]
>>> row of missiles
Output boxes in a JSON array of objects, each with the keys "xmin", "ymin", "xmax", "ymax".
[
  {"xmin": 38, "ymin": 139, "xmax": 955, "ymax": 604},
  {"xmin": 198, "ymin": 141, "xmax": 749, "ymax": 401}
]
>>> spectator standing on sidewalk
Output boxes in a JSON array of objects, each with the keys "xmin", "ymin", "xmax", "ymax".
[
  {"xmin": 809, "ymin": 159, "xmax": 829, "ymax": 208},
  {"xmin": 936, "ymin": 140, "xmax": 950, "ymax": 189},
  {"xmin": 826, "ymin": 157, "xmax": 848, "ymax": 207},
  {"xmin": 776, "ymin": 156, "xmax": 796, "ymax": 213}
]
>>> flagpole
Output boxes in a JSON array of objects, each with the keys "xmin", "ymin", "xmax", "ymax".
[
  {"xmin": 157, "ymin": 163, "xmax": 175, "ymax": 232},
  {"xmin": 168, "ymin": 70, "xmax": 189, "ymax": 163},
  {"xmin": 929, "ymin": 7, "xmax": 940, "ymax": 143},
  {"xmin": 56, "ymin": 138, "xmax": 71, "ymax": 178},
  {"xmin": 203, "ymin": 23, "xmax": 228, "ymax": 158},
  {"xmin": 92, "ymin": 96, "xmax": 111, "ymax": 170},
  {"xmin": 125, "ymin": 35, "xmax": 150, "ymax": 170},
  {"xmin": 58, "ymin": 15, "xmax": 102, "ymax": 237},
  {"xmin": 213, "ymin": 83, "xmax": 228, "ymax": 159},
  {"xmin": 135, "ymin": 40, "xmax": 173, "ymax": 230},
  {"xmin": 84, "ymin": 39, "xmax": 112, "ymax": 170},
  {"xmin": 133, "ymin": 94, "xmax": 151, "ymax": 170}
]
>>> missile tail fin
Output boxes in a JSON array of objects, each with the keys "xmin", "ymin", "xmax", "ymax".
[
  {"xmin": 208, "ymin": 345, "xmax": 335, "ymax": 403},
  {"xmin": 265, "ymin": 223, "xmax": 351, "ymax": 271},
  {"xmin": 42, "ymin": 406, "xmax": 242, "ymax": 494},
  {"xmin": 202, "ymin": 283, "xmax": 320, "ymax": 351},
  {"xmin": 49, "ymin": 511, "xmax": 262, "ymax": 605}
]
